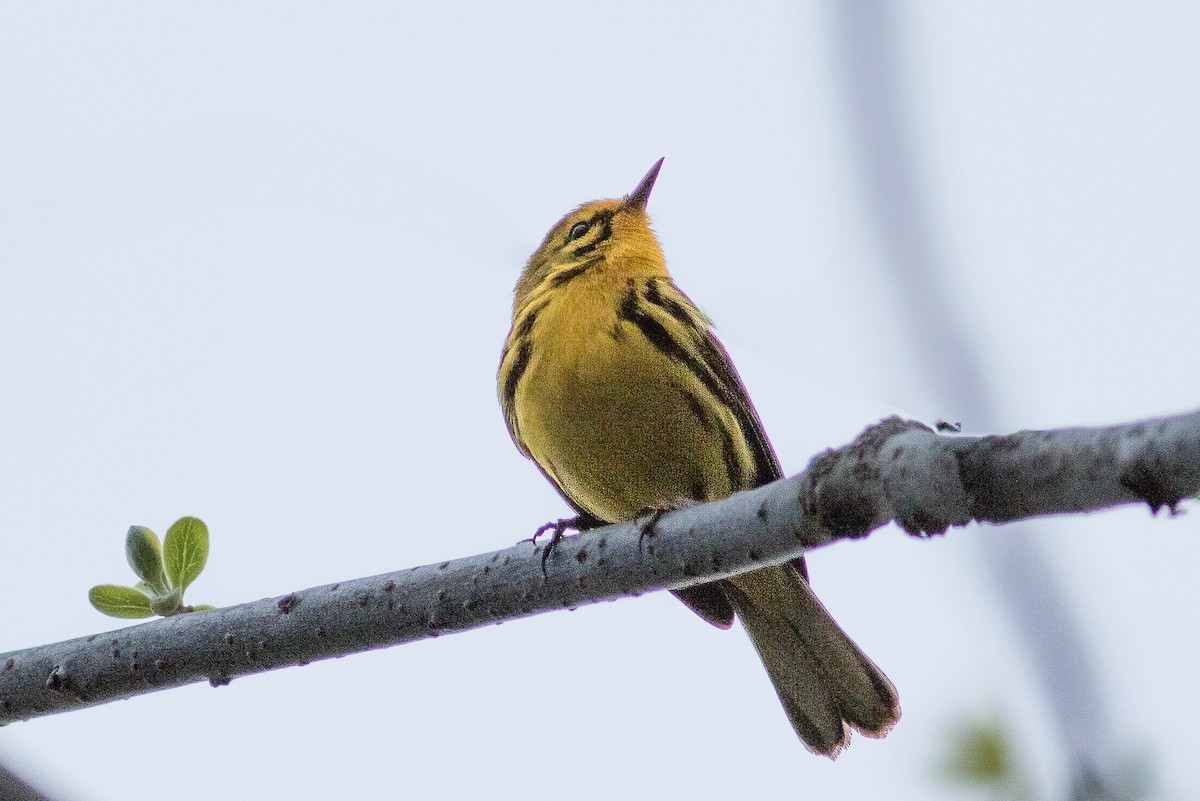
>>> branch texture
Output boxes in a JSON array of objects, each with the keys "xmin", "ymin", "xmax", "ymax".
[{"xmin": 1, "ymin": 409, "xmax": 1196, "ymax": 724}]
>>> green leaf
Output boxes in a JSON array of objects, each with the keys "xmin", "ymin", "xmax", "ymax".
[
  {"xmin": 148, "ymin": 587, "xmax": 184, "ymax": 616},
  {"xmin": 89, "ymin": 585, "xmax": 153, "ymax": 618},
  {"xmin": 164, "ymin": 516, "xmax": 208, "ymax": 591},
  {"xmin": 189, "ymin": 604, "xmax": 215, "ymax": 612},
  {"xmin": 125, "ymin": 526, "xmax": 166, "ymax": 592}
]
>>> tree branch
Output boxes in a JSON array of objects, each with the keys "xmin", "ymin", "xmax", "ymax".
[{"xmin": 2, "ymin": 409, "xmax": 1196, "ymax": 725}]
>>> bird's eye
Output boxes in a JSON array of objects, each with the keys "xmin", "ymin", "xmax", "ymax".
[{"xmin": 566, "ymin": 221, "xmax": 590, "ymax": 243}]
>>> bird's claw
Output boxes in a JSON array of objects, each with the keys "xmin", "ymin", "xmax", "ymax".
[
  {"xmin": 525, "ymin": 515, "xmax": 590, "ymax": 577},
  {"xmin": 637, "ymin": 507, "xmax": 669, "ymax": 552}
]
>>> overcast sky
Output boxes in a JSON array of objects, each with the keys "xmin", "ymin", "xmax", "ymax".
[{"xmin": 2, "ymin": 3, "xmax": 1198, "ymax": 800}]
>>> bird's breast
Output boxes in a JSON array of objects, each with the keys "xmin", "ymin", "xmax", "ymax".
[{"xmin": 513, "ymin": 279, "xmax": 734, "ymax": 522}]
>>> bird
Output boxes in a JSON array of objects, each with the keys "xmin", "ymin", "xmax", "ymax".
[{"xmin": 497, "ymin": 158, "xmax": 899, "ymax": 756}]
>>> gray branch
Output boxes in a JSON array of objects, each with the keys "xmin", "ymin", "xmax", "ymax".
[{"xmin": 1, "ymin": 409, "xmax": 1196, "ymax": 725}]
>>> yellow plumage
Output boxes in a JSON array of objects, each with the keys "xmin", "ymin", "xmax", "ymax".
[{"xmin": 498, "ymin": 159, "xmax": 900, "ymax": 756}]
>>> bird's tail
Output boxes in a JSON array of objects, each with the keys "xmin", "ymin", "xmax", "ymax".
[{"xmin": 724, "ymin": 563, "xmax": 900, "ymax": 758}]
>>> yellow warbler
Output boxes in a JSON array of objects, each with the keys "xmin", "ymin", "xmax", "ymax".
[{"xmin": 498, "ymin": 159, "xmax": 899, "ymax": 756}]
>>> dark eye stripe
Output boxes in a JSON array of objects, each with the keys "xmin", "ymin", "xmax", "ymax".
[{"xmin": 548, "ymin": 255, "xmax": 602, "ymax": 287}]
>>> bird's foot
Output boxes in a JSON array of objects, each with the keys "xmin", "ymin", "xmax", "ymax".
[
  {"xmin": 636, "ymin": 507, "xmax": 671, "ymax": 552},
  {"xmin": 525, "ymin": 515, "xmax": 595, "ymax": 577}
]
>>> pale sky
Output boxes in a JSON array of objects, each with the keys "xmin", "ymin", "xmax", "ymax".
[{"xmin": 2, "ymin": 3, "xmax": 1198, "ymax": 800}]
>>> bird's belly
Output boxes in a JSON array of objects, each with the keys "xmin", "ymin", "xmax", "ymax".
[{"xmin": 516, "ymin": 327, "xmax": 733, "ymax": 522}]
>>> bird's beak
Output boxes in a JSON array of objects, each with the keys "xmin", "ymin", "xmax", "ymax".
[{"xmin": 625, "ymin": 158, "xmax": 665, "ymax": 211}]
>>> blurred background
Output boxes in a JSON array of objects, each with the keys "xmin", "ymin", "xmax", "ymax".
[{"xmin": 2, "ymin": 3, "xmax": 1198, "ymax": 799}]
